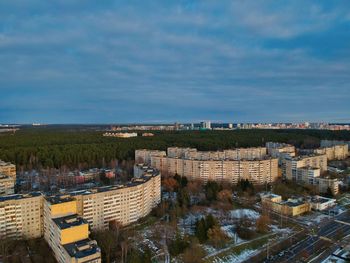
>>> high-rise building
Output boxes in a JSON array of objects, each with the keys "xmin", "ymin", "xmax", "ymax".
[
  {"xmin": 0, "ymin": 160, "xmax": 16, "ymax": 179},
  {"xmin": 44, "ymin": 196, "xmax": 101, "ymax": 263},
  {"xmin": 137, "ymin": 147, "xmax": 278, "ymax": 185},
  {"xmin": 200, "ymin": 121, "xmax": 211, "ymax": 130},
  {"xmin": 283, "ymin": 154, "xmax": 327, "ymax": 180},
  {"xmin": 0, "ymin": 192, "xmax": 43, "ymax": 239},
  {"xmin": 0, "ymin": 174, "xmax": 15, "ymax": 195}
]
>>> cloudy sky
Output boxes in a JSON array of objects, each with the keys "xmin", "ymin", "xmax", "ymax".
[{"xmin": 0, "ymin": 0, "xmax": 349, "ymax": 124}]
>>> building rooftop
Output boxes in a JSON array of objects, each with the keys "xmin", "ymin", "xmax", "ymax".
[
  {"xmin": 46, "ymin": 195, "xmax": 75, "ymax": 205},
  {"xmin": 282, "ymin": 198, "xmax": 306, "ymax": 207},
  {"xmin": 0, "ymin": 192, "xmax": 42, "ymax": 202},
  {"xmin": 310, "ymin": 195, "xmax": 336, "ymax": 203},
  {"xmin": 64, "ymin": 239, "xmax": 100, "ymax": 259},
  {"xmin": 53, "ymin": 214, "xmax": 87, "ymax": 230}
]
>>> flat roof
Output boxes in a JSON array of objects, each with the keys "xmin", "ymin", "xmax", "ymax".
[
  {"xmin": 46, "ymin": 195, "xmax": 75, "ymax": 205},
  {"xmin": 0, "ymin": 192, "xmax": 42, "ymax": 202},
  {"xmin": 53, "ymin": 214, "xmax": 87, "ymax": 230},
  {"xmin": 64, "ymin": 239, "xmax": 100, "ymax": 259}
]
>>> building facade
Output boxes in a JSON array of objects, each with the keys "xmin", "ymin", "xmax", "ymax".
[
  {"xmin": 283, "ymin": 154, "xmax": 327, "ymax": 181},
  {"xmin": 0, "ymin": 174, "xmax": 15, "ymax": 195},
  {"xmin": 266, "ymin": 142, "xmax": 296, "ymax": 164},
  {"xmin": 136, "ymin": 147, "xmax": 278, "ymax": 185},
  {"xmin": 0, "ymin": 160, "xmax": 16, "ymax": 178},
  {"xmin": 313, "ymin": 144, "xmax": 348, "ymax": 161},
  {"xmin": 44, "ymin": 196, "xmax": 101, "ymax": 263},
  {"xmin": 261, "ymin": 193, "xmax": 311, "ymax": 216},
  {"xmin": 0, "ymin": 192, "xmax": 43, "ymax": 239}
]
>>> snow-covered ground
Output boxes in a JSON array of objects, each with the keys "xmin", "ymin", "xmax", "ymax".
[{"xmin": 230, "ymin": 209, "xmax": 260, "ymax": 220}]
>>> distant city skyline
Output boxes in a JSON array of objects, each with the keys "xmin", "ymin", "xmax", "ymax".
[{"xmin": 0, "ymin": 1, "xmax": 349, "ymax": 123}]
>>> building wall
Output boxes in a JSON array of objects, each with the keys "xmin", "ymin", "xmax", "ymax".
[
  {"xmin": 0, "ymin": 176, "xmax": 15, "ymax": 195},
  {"xmin": 0, "ymin": 161, "xmax": 16, "ymax": 178},
  {"xmin": 150, "ymin": 154, "xmax": 278, "ymax": 185},
  {"xmin": 77, "ymin": 173, "xmax": 161, "ymax": 231},
  {"xmin": 283, "ymin": 154, "xmax": 327, "ymax": 180},
  {"xmin": 0, "ymin": 194, "xmax": 43, "ymax": 239}
]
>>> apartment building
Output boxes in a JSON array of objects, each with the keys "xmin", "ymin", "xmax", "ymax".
[
  {"xmin": 135, "ymin": 149, "xmax": 166, "ymax": 164},
  {"xmin": 138, "ymin": 147, "xmax": 278, "ymax": 185},
  {"xmin": 166, "ymin": 147, "xmax": 267, "ymax": 160},
  {"xmin": 265, "ymin": 142, "xmax": 296, "ymax": 164},
  {"xmin": 321, "ymin": 140, "xmax": 350, "ymax": 148},
  {"xmin": 283, "ymin": 154, "xmax": 327, "ymax": 181},
  {"xmin": 0, "ymin": 192, "xmax": 43, "ymax": 239},
  {"xmin": 44, "ymin": 196, "xmax": 101, "ymax": 263},
  {"xmin": 70, "ymin": 166, "xmax": 161, "ymax": 231},
  {"xmin": 0, "ymin": 174, "xmax": 15, "ymax": 195},
  {"xmin": 261, "ymin": 193, "xmax": 311, "ymax": 216},
  {"xmin": 313, "ymin": 144, "xmax": 348, "ymax": 160},
  {"xmin": 295, "ymin": 166, "xmax": 339, "ymax": 195},
  {"xmin": 0, "ymin": 160, "xmax": 16, "ymax": 178}
]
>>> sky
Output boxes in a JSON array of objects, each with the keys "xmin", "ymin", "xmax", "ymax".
[{"xmin": 0, "ymin": 0, "xmax": 350, "ymax": 124}]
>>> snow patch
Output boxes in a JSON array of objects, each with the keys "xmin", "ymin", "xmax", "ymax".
[{"xmin": 230, "ymin": 209, "xmax": 260, "ymax": 220}]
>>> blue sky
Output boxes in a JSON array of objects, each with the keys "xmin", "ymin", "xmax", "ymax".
[{"xmin": 0, "ymin": 0, "xmax": 349, "ymax": 124}]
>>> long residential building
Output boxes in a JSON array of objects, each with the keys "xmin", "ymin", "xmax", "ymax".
[
  {"xmin": 136, "ymin": 147, "xmax": 278, "ymax": 185},
  {"xmin": 70, "ymin": 165, "xmax": 161, "ymax": 231},
  {"xmin": 313, "ymin": 144, "xmax": 348, "ymax": 160},
  {"xmin": 0, "ymin": 165, "xmax": 160, "ymax": 262}
]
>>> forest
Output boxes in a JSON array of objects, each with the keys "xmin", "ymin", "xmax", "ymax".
[{"xmin": 0, "ymin": 126, "xmax": 350, "ymax": 170}]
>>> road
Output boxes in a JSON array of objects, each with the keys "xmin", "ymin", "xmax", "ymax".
[{"xmin": 266, "ymin": 211, "xmax": 350, "ymax": 263}]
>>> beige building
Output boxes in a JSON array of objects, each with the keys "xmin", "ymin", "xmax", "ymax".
[
  {"xmin": 71, "ymin": 165, "xmax": 161, "ymax": 231},
  {"xmin": 0, "ymin": 192, "xmax": 43, "ymax": 239},
  {"xmin": 283, "ymin": 154, "xmax": 327, "ymax": 181},
  {"xmin": 0, "ymin": 160, "xmax": 16, "ymax": 179},
  {"xmin": 261, "ymin": 193, "xmax": 311, "ymax": 216},
  {"xmin": 135, "ymin": 149, "xmax": 166, "ymax": 164},
  {"xmin": 0, "ymin": 174, "xmax": 15, "ymax": 195},
  {"xmin": 138, "ymin": 147, "xmax": 278, "ymax": 185},
  {"xmin": 313, "ymin": 144, "xmax": 348, "ymax": 160}
]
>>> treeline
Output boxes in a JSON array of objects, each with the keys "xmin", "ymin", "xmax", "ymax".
[{"xmin": 0, "ymin": 128, "xmax": 349, "ymax": 169}]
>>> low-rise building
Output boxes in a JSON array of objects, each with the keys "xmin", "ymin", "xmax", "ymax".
[
  {"xmin": 261, "ymin": 193, "xmax": 311, "ymax": 216},
  {"xmin": 308, "ymin": 196, "xmax": 336, "ymax": 211},
  {"xmin": 103, "ymin": 132, "xmax": 137, "ymax": 138}
]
